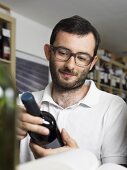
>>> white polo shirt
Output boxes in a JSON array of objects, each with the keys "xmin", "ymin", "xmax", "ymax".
[{"xmin": 19, "ymin": 80, "xmax": 127, "ymax": 164}]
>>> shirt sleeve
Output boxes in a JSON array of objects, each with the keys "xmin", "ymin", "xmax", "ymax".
[
  {"xmin": 20, "ymin": 135, "xmax": 35, "ymax": 163},
  {"xmin": 101, "ymin": 96, "xmax": 127, "ymax": 165}
]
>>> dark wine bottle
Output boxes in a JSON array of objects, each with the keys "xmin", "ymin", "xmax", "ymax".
[
  {"xmin": 0, "ymin": 65, "xmax": 17, "ymax": 170},
  {"xmin": 21, "ymin": 92, "xmax": 64, "ymax": 149},
  {"xmin": 1, "ymin": 22, "xmax": 11, "ymax": 60}
]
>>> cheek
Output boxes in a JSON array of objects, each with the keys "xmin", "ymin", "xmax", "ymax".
[
  {"xmin": 78, "ymin": 66, "xmax": 91, "ymax": 78},
  {"xmin": 51, "ymin": 59, "xmax": 65, "ymax": 70},
  {"xmin": 50, "ymin": 58, "xmax": 56, "ymax": 70},
  {"xmin": 50, "ymin": 58, "xmax": 61, "ymax": 74}
]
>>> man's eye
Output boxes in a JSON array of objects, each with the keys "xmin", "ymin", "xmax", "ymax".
[
  {"xmin": 77, "ymin": 55, "xmax": 87, "ymax": 61},
  {"xmin": 58, "ymin": 49, "xmax": 68, "ymax": 55}
]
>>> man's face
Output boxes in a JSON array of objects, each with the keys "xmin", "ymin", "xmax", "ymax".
[{"xmin": 49, "ymin": 31, "xmax": 96, "ymax": 91}]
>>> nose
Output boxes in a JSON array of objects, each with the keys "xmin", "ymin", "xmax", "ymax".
[{"xmin": 64, "ymin": 56, "xmax": 76, "ymax": 70}]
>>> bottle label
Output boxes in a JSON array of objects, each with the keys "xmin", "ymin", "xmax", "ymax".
[
  {"xmin": 4, "ymin": 46, "xmax": 10, "ymax": 54},
  {"xmin": 2, "ymin": 28, "xmax": 10, "ymax": 38},
  {"xmin": 43, "ymin": 138, "xmax": 63, "ymax": 149},
  {"xmin": 3, "ymin": 46, "xmax": 11, "ymax": 60},
  {"xmin": 104, "ymin": 73, "xmax": 108, "ymax": 83}
]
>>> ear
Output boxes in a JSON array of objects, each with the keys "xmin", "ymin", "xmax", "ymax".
[
  {"xmin": 44, "ymin": 44, "xmax": 51, "ymax": 61},
  {"xmin": 90, "ymin": 55, "xmax": 98, "ymax": 70}
]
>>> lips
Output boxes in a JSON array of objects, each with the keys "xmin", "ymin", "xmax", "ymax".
[{"xmin": 59, "ymin": 70, "xmax": 76, "ymax": 78}]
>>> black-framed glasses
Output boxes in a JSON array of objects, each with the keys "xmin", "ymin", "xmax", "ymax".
[{"xmin": 50, "ymin": 45, "xmax": 94, "ymax": 67}]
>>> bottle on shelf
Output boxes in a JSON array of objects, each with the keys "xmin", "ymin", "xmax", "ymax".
[
  {"xmin": 97, "ymin": 48, "xmax": 127, "ymax": 102},
  {"xmin": 99, "ymin": 67, "xmax": 105, "ymax": 84},
  {"xmin": 111, "ymin": 67, "xmax": 123, "ymax": 89},
  {"xmin": 99, "ymin": 62, "xmax": 111, "ymax": 86},
  {"xmin": 122, "ymin": 73, "xmax": 127, "ymax": 91},
  {"xmin": 0, "ymin": 21, "xmax": 11, "ymax": 60}
]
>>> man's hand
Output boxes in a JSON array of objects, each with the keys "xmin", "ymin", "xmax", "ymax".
[
  {"xmin": 16, "ymin": 107, "xmax": 49, "ymax": 140},
  {"xmin": 29, "ymin": 128, "xmax": 78, "ymax": 159}
]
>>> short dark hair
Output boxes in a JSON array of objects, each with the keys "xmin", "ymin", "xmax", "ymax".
[{"xmin": 50, "ymin": 15, "xmax": 100, "ymax": 56}]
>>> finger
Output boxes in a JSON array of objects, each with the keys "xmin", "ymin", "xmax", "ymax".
[
  {"xmin": 16, "ymin": 119, "xmax": 27, "ymax": 140},
  {"xmin": 61, "ymin": 129, "xmax": 78, "ymax": 148},
  {"xmin": 18, "ymin": 105, "xmax": 43, "ymax": 125},
  {"xmin": 19, "ymin": 113, "xmax": 43, "ymax": 125},
  {"xmin": 29, "ymin": 141, "xmax": 51, "ymax": 158},
  {"xmin": 29, "ymin": 141, "xmax": 69, "ymax": 158},
  {"xmin": 17, "ymin": 114, "xmax": 45, "ymax": 133},
  {"xmin": 16, "ymin": 127, "xmax": 27, "ymax": 136},
  {"xmin": 17, "ymin": 109, "xmax": 49, "ymax": 135},
  {"xmin": 16, "ymin": 122, "xmax": 49, "ymax": 140},
  {"xmin": 16, "ymin": 127, "xmax": 27, "ymax": 140},
  {"xmin": 17, "ymin": 105, "xmax": 26, "ymax": 111},
  {"xmin": 17, "ymin": 135, "xmax": 27, "ymax": 140},
  {"xmin": 21, "ymin": 121, "xmax": 49, "ymax": 135}
]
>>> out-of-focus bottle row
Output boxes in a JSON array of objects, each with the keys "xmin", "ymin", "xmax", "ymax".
[{"xmin": 87, "ymin": 49, "xmax": 127, "ymax": 102}]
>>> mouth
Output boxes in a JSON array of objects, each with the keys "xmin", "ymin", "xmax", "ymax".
[{"xmin": 59, "ymin": 70, "xmax": 76, "ymax": 79}]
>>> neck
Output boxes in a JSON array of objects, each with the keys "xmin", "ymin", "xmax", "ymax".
[{"xmin": 52, "ymin": 84, "xmax": 90, "ymax": 108}]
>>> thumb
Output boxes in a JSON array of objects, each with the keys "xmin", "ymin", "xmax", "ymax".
[{"xmin": 61, "ymin": 128, "xmax": 78, "ymax": 148}]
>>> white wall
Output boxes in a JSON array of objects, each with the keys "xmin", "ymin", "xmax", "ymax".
[{"xmin": 11, "ymin": 11, "xmax": 51, "ymax": 59}]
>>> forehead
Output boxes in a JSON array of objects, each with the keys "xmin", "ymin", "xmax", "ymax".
[{"xmin": 54, "ymin": 31, "xmax": 96, "ymax": 54}]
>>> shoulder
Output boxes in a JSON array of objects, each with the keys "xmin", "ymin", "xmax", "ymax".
[
  {"xmin": 99, "ymin": 89, "xmax": 126, "ymax": 106},
  {"xmin": 84, "ymin": 80, "xmax": 126, "ymax": 109},
  {"xmin": 98, "ymin": 90, "xmax": 127, "ymax": 117}
]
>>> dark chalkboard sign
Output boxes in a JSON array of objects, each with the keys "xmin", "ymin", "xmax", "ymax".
[{"xmin": 16, "ymin": 56, "xmax": 49, "ymax": 93}]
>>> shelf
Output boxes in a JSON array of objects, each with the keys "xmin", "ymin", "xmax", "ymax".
[
  {"xmin": 122, "ymin": 90, "xmax": 127, "ymax": 94},
  {"xmin": 99, "ymin": 83, "xmax": 111, "ymax": 89},
  {"xmin": 111, "ymin": 60, "xmax": 127, "ymax": 70},
  {"xmin": 88, "ymin": 51, "xmax": 127, "ymax": 102},
  {"xmin": 0, "ymin": 58, "xmax": 11, "ymax": 64}
]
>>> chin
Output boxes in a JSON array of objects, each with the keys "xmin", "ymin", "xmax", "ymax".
[{"xmin": 56, "ymin": 81, "xmax": 83, "ymax": 91}]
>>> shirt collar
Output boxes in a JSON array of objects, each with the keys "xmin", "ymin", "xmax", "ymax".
[
  {"xmin": 79, "ymin": 80, "xmax": 100, "ymax": 107},
  {"xmin": 41, "ymin": 82, "xmax": 55, "ymax": 103},
  {"xmin": 41, "ymin": 80, "xmax": 100, "ymax": 108}
]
